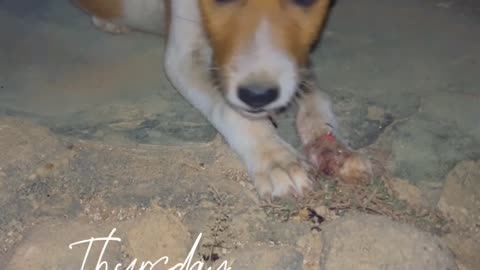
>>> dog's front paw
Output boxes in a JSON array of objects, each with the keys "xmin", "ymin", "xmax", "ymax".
[
  {"xmin": 305, "ymin": 132, "xmax": 373, "ymax": 185},
  {"xmin": 92, "ymin": 16, "xmax": 131, "ymax": 34},
  {"xmin": 249, "ymin": 143, "xmax": 313, "ymax": 201}
]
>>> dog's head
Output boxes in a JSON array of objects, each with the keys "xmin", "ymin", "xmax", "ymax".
[{"xmin": 199, "ymin": 0, "xmax": 333, "ymax": 117}]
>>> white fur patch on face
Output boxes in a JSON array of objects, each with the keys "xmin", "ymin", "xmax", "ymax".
[{"xmin": 225, "ymin": 19, "xmax": 299, "ymax": 113}]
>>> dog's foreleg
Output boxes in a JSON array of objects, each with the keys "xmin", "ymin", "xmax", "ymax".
[
  {"xmin": 72, "ymin": 0, "xmax": 165, "ymax": 35},
  {"xmin": 296, "ymin": 84, "xmax": 373, "ymax": 184},
  {"xmin": 164, "ymin": 0, "xmax": 312, "ymax": 200}
]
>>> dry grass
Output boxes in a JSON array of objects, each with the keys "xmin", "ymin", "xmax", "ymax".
[{"xmin": 261, "ymin": 173, "xmax": 449, "ymax": 235}]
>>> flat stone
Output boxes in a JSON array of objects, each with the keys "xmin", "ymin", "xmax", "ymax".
[
  {"xmin": 318, "ymin": 213, "xmax": 457, "ymax": 270},
  {"xmin": 0, "ymin": 117, "xmax": 64, "ymax": 176},
  {"xmin": 120, "ymin": 208, "xmax": 192, "ymax": 269},
  {"xmin": 437, "ymin": 160, "xmax": 480, "ymax": 270},
  {"xmin": 437, "ymin": 160, "xmax": 480, "ymax": 226},
  {"xmin": 443, "ymin": 232, "xmax": 480, "ymax": 270},
  {"xmin": 217, "ymin": 246, "xmax": 304, "ymax": 270},
  {"xmin": 6, "ymin": 219, "xmax": 124, "ymax": 270},
  {"xmin": 389, "ymin": 178, "xmax": 427, "ymax": 208}
]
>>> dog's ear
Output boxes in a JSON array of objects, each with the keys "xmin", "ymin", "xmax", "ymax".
[
  {"xmin": 307, "ymin": 0, "xmax": 337, "ymax": 53},
  {"xmin": 329, "ymin": 0, "xmax": 337, "ymax": 9}
]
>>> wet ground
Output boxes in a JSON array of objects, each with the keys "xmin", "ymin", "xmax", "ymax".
[{"xmin": 0, "ymin": 0, "xmax": 479, "ymax": 269}]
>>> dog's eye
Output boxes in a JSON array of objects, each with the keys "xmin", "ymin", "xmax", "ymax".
[{"xmin": 292, "ymin": 0, "xmax": 317, "ymax": 7}]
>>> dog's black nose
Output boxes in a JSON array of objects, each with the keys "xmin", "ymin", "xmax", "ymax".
[{"xmin": 238, "ymin": 85, "xmax": 279, "ymax": 109}]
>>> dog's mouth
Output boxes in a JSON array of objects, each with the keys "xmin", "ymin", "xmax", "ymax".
[
  {"xmin": 227, "ymin": 101, "xmax": 290, "ymax": 121},
  {"xmin": 245, "ymin": 108, "xmax": 265, "ymax": 114},
  {"xmin": 224, "ymin": 98, "xmax": 275, "ymax": 119},
  {"xmin": 230, "ymin": 104, "xmax": 269, "ymax": 119}
]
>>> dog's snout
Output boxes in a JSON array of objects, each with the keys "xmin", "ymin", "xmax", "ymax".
[{"xmin": 237, "ymin": 85, "xmax": 279, "ymax": 109}]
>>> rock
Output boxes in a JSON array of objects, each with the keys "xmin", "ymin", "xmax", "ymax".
[
  {"xmin": 6, "ymin": 219, "xmax": 124, "ymax": 270},
  {"xmin": 437, "ymin": 160, "xmax": 480, "ymax": 270},
  {"xmin": 389, "ymin": 178, "xmax": 427, "ymax": 208},
  {"xmin": 5, "ymin": 208, "xmax": 194, "ymax": 270},
  {"xmin": 443, "ymin": 232, "xmax": 480, "ymax": 270},
  {"xmin": 437, "ymin": 160, "xmax": 480, "ymax": 226},
  {"xmin": 318, "ymin": 213, "xmax": 457, "ymax": 270},
  {"xmin": 0, "ymin": 170, "xmax": 7, "ymax": 205},
  {"xmin": 217, "ymin": 246, "xmax": 304, "ymax": 270},
  {"xmin": 297, "ymin": 231, "xmax": 323, "ymax": 270},
  {"xmin": 0, "ymin": 117, "xmax": 63, "ymax": 174},
  {"xmin": 367, "ymin": 106, "xmax": 386, "ymax": 122},
  {"xmin": 0, "ymin": 117, "xmax": 70, "ymax": 204},
  {"xmin": 120, "ymin": 208, "xmax": 191, "ymax": 268},
  {"xmin": 0, "ymin": 117, "xmax": 79, "ymax": 254}
]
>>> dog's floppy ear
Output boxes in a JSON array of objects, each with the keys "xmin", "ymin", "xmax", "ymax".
[
  {"xmin": 329, "ymin": 0, "xmax": 337, "ymax": 9},
  {"xmin": 307, "ymin": 0, "xmax": 337, "ymax": 53}
]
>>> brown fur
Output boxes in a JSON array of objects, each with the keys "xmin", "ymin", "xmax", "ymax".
[
  {"xmin": 199, "ymin": 0, "xmax": 331, "ymax": 68},
  {"xmin": 71, "ymin": 0, "xmax": 330, "ymax": 66},
  {"xmin": 72, "ymin": 0, "xmax": 124, "ymax": 20}
]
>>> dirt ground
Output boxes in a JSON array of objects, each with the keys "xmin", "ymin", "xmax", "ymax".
[{"xmin": 0, "ymin": 0, "xmax": 479, "ymax": 269}]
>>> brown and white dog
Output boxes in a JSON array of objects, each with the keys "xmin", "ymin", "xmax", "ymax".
[{"xmin": 72, "ymin": 0, "xmax": 372, "ymax": 200}]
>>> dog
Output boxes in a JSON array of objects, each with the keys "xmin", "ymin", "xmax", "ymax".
[{"xmin": 72, "ymin": 0, "xmax": 372, "ymax": 200}]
